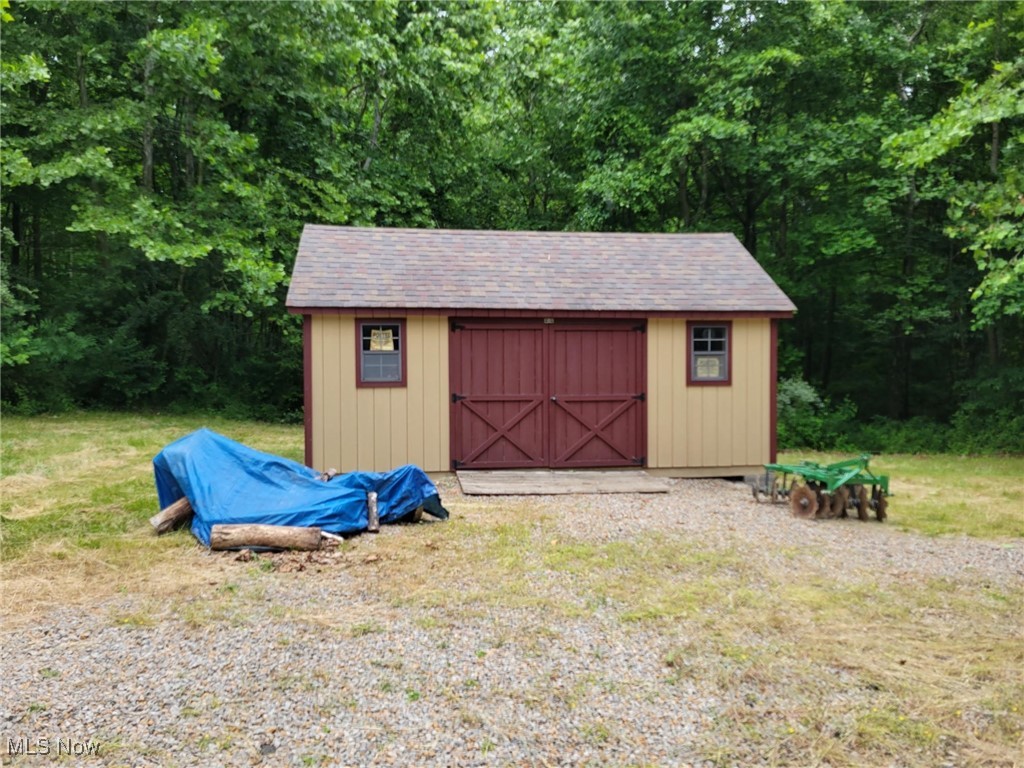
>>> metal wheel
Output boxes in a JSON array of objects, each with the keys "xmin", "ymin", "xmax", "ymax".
[
  {"xmin": 855, "ymin": 484, "xmax": 869, "ymax": 522},
  {"xmin": 790, "ymin": 483, "xmax": 819, "ymax": 519}
]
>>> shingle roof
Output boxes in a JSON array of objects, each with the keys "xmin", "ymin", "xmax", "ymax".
[{"xmin": 286, "ymin": 226, "xmax": 795, "ymax": 314}]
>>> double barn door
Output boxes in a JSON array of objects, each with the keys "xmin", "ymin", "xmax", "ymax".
[{"xmin": 450, "ymin": 319, "xmax": 646, "ymax": 469}]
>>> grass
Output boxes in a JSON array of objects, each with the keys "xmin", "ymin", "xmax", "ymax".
[
  {"xmin": 3, "ymin": 413, "xmax": 1022, "ymax": 767},
  {"xmin": 348, "ymin": 481, "xmax": 1022, "ymax": 766},
  {"xmin": 0, "ymin": 412, "xmax": 301, "ymax": 619},
  {"xmin": 777, "ymin": 450, "xmax": 1024, "ymax": 538}
]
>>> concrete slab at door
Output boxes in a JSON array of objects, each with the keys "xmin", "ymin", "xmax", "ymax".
[{"xmin": 457, "ymin": 469, "xmax": 670, "ymax": 495}]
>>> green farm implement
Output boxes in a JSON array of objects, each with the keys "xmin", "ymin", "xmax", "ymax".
[{"xmin": 751, "ymin": 454, "xmax": 890, "ymax": 521}]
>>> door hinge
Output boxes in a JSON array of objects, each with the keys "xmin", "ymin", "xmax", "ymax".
[
  {"xmin": 450, "ymin": 321, "xmax": 464, "ymax": 332},
  {"xmin": 452, "ymin": 393, "xmax": 466, "ymax": 403},
  {"xmin": 633, "ymin": 392, "xmax": 646, "ymax": 401},
  {"xmin": 633, "ymin": 323, "xmax": 646, "ymax": 333},
  {"xmin": 633, "ymin": 456, "xmax": 646, "ymax": 466},
  {"xmin": 452, "ymin": 459, "xmax": 463, "ymax": 469}
]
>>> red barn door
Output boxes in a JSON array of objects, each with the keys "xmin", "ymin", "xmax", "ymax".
[
  {"xmin": 450, "ymin": 319, "xmax": 645, "ymax": 469},
  {"xmin": 449, "ymin": 320, "xmax": 548, "ymax": 468},
  {"xmin": 549, "ymin": 322, "xmax": 645, "ymax": 467}
]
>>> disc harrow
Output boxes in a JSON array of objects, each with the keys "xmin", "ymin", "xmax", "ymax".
[{"xmin": 751, "ymin": 454, "xmax": 890, "ymax": 522}]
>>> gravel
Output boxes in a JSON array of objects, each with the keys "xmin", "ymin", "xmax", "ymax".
[{"xmin": 2, "ymin": 478, "xmax": 1021, "ymax": 767}]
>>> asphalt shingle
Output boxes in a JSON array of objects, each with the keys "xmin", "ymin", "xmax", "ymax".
[{"xmin": 286, "ymin": 226, "xmax": 796, "ymax": 313}]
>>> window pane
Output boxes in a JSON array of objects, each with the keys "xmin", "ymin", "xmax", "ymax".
[
  {"xmin": 694, "ymin": 354, "xmax": 723, "ymax": 379},
  {"xmin": 362, "ymin": 324, "xmax": 400, "ymax": 352},
  {"xmin": 379, "ymin": 357, "xmax": 400, "ymax": 381},
  {"xmin": 361, "ymin": 351, "xmax": 401, "ymax": 382}
]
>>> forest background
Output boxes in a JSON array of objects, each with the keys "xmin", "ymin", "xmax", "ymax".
[{"xmin": 2, "ymin": 0, "xmax": 1021, "ymax": 453}]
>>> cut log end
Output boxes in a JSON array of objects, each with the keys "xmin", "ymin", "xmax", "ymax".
[{"xmin": 149, "ymin": 497, "xmax": 193, "ymax": 535}]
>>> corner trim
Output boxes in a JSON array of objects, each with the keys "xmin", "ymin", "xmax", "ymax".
[
  {"xmin": 770, "ymin": 318, "xmax": 779, "ymax": 463},
  {"xmin": 303, "ymin": 314, "xmax": 313, "ymax": 468}
]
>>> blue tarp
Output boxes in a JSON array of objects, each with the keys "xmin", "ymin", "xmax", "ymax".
[{"xmin": 153, "ymin": 428, "xmax": 447, "ymax": 547}]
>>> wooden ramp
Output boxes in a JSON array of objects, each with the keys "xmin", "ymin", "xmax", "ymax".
[{"xmin": 457, "ymin": 469, "xmax": 671, "ymax": 495}]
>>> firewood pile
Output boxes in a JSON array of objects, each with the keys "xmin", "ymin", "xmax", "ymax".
[{"xmin": 149, "ymin": 490, "xmax": 422, "ymax": 550}]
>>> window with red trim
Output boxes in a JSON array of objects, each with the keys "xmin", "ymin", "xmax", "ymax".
[
  {"xmin": 688, "ymin": 323, "xmax": 731, "ymax": 385},
  {"xmin": 357, "ymin": 320, "xmax": 406, "ymax": 387}
]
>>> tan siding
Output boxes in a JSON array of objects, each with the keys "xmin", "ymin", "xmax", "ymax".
[
  {"xmin": 423, "ymin": 316, "xmax": 450, "ymax": 470},
  {"xmin": 310, "ymin": 315, "xmax": 449, "ymax": 472},
  {"xmin": 670, "ymin": 325, "xmax": 686, "ymax": 466},
  {"xmin": 322, "ymin": 316, "xmax": 342, "ymax": 469},
  {"xmin": 648, "ymin": 318, "xmax": 772, "ymax": 474},
  {"xmin": 311, "ymin": 317, "xmax": 325, "ymax": 466},
  {"xmin": 337, "ymin": 317, "xmax": 359, "ymax": 470},
  {"xmin": 405, "ymin": 320, "xmax": 426, "ymax": 466},
  {"xmin": 648, "ymin": 320, "xmax": 670, "ymax": 466}
]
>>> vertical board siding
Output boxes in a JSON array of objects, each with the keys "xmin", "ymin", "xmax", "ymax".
[
  {"xmin": 311, "ymin": 315, "xmax": 449, "ymax": 472},
  {"xmin": 648, "ymin": 318, "xmax": 771, "ymax": 469}
]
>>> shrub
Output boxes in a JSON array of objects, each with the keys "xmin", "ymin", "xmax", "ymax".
[
  {"xmin": 847, "ymin": 416, "xmax": 951, "ymax": 454},
  {"xmin": 777, "ymin": 377, "xmax": 857, "ymax": 451}
]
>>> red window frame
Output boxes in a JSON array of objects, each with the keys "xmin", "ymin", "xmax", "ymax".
[
  {"xmin": 686, "ymin": 320, "xmax": 732, "ymax": 386},
  {"xmin": 355, "ymin": 319, "xmax": 407, "ymax": 388}
]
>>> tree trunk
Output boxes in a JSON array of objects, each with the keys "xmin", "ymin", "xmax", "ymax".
[
  {"xmin": 991, "ymin": 2, "xmax": 1002, "ymax": 178},
  {"xmin": 32, "ymin": 204, "xmax": 42, "ymax": 281},
  {"xmin": 743, "ymin": 172, "xmax": 757, "ymax": 256},
  {"xmin": 698, "ymin": 146, "xmax": 709, "ymax": 219},
  {"xmin": 821, "ymin": 285, "xmax": 837, "ymax": 390},
  {"xmin": 362, "ymin": 85, "xmax": 383, "ymax": 172},
  {"xmin": 149, "ymin": 497, "xmax": 193, "ymax": 534},
  {"xmin": 10, "ymin": 201, "xmax": 21, "ymax": 269},
  {"xmin": 77, "ymin": 50, "xmax": 89, "ymax": 108},
  {"xmin": 777, "ymin": 182, "xmax": 788, "ymax": 261},
  {"xmin": 184, "ymin": 97, "xmax": 196, "ymax": 190},
  {"xmin": 678, "ymin": 160, "xmax": 690, "ymax": 227},
  {"xmin": 210, "ymin": 524, "xmax": 322, "ymax": 551},
  {"xmin": 142, "ymin": 52, "xmax": 155, "ymax": 192}
]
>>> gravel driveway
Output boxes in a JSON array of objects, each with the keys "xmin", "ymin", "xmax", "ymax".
[{"xmin": 2, "ymin": 478, "xmax": 1021, "ymax": 767}]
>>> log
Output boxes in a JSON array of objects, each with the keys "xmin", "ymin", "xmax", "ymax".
[
  {"xmin": 149, "ymin": 497, "xmax": 193, "ymax": 534},
  {"xmin": 366, "ymin": 491, "xmax": 380, "ymax": 533},
  {"xmin": 210, "ymin": 524, "xmax": 322, "ymax": 551}
]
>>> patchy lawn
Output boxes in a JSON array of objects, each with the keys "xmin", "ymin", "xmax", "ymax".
[{"xmin": 2, "ymin": 414, "xmax": 1022, "ymax": 767}]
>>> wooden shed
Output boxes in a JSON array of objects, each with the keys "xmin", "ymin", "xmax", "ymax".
[{"xmin": 286, "ymin": 226, "xmax": 795, "ymax": 477}]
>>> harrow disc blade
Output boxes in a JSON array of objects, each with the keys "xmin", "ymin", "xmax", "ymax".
[
  {"xmin": 856, "ymin": 485, "xmax": 869, "ymax": 522},
  {"xmin": 818, "ymin": 490, "xmax": 835, "ymax": 519},
  {"xmin": 873, "ymin": 488, "xmax": 888, "ymax": 522},
  {"xmin": 790, "ymin": 483, "xmax": 819, "ymax": 519},
  {"xmin": 831, "ymin": 485, "xmax": 850, "ymax": 519}
]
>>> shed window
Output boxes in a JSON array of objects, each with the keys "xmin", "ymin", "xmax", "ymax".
[
  {"xmin": 689, "ymin": 323, "xmax": 730, "ymax": 385},
  {"xmin": 358, "ymin": 320, "xmax": 405, "ymax": 387}
]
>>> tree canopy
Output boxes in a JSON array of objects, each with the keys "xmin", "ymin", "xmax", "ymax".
[{"xmin": 2, "ymin": 0, "xmax": 1021, "ymax": 450}]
